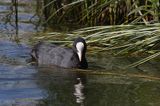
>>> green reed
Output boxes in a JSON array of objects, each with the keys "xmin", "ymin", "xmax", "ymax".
[{"xmin": 43, "ymin": 0, "xmax": 160, "ymax": 26}]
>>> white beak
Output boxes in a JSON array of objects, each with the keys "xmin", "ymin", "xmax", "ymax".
[{"xmin": 76, "ymin": 42, "xmax": 84, "ymax": 62}]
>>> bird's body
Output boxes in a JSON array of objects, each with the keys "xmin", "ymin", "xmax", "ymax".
[{"xmin": 31, "ymin": 37, "xmax": 88, "ymax": 69}]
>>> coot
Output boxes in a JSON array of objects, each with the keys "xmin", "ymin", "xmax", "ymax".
[{"xmin": 31, "ymin": 37, "xmax": 88, "ymax": 69}]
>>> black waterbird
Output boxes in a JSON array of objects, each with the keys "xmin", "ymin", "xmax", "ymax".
[{"xmin": 31, "ymin": 37, "xmax": 88, "ymax": 69}]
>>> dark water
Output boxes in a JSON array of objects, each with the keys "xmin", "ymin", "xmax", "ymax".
[{"xmin": 0, "ymin": 0, "xmax": 160, "ymax": 106}]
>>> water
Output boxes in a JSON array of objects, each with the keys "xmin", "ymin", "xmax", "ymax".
[{"xmin": 0, "ymin": 0, "xmax": 160, "ymax": 106}]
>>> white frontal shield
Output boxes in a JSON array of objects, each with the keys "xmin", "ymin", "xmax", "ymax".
[{"xmin": 76, "ymin": 42, "xmax": 84, "ymax": 61}]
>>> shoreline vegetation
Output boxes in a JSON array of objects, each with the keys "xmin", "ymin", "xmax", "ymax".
[{"xmin": 43, "ymin": 0, "xmax": 160, "ymax": 26}]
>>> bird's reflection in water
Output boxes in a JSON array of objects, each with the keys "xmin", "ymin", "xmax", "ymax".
[
  {"xmin": 74, "ymin": 73, "xmax": 86, "ymax": 106},
  {"xmin": 74, "ymin": 78, "xmax": 85, "ymax": 104},
  {"xmin": 36, "ymin": 66, "xmax": 87, "ymax": 106}
]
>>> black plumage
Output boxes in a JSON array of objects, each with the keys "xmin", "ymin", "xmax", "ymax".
[{"xmin": 31, "ymin": 37, "xmax": 88, "ymax": 69}]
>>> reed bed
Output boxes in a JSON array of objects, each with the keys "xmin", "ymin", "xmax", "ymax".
[{"xmin": 43, "ymin": 0, "xmax": 160, "ymax": 26}]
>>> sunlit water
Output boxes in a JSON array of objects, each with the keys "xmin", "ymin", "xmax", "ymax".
[{"xmin": 0, "ymin": 0, "xmax": 160, "ymax": 106}]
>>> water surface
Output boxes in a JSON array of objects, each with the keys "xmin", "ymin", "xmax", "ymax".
[{"xmin": 0, "ymin": 0, "xmax": 160, "ymax": 106}]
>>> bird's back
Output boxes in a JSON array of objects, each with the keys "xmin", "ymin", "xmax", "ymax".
[{"xmin": 31, "ymin": 42, "xmax": 80, "ymax": 68}]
